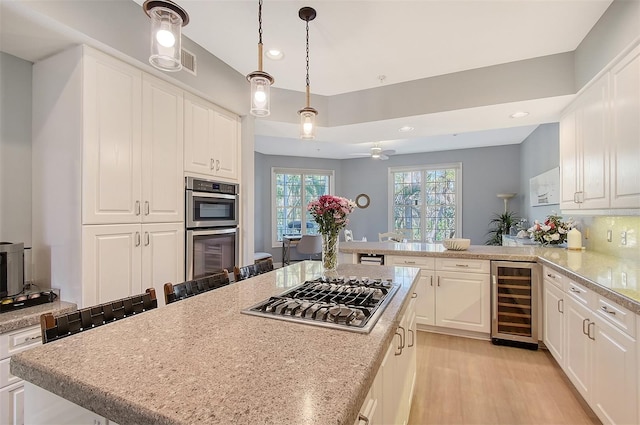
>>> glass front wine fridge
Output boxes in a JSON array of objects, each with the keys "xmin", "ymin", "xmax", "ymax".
[{"xmin": 491, "ymin": 261, "xmax": 540, "ymax": 349}]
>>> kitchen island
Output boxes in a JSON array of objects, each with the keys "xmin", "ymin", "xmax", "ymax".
[{"xmin": 10, "ymin": 262, "xmax": 420, "ymax": 425}]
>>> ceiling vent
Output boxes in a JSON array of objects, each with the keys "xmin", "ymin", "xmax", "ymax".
[{"xmin": 181, "ymin": 48, "xmax": 196, "ymax": 75}]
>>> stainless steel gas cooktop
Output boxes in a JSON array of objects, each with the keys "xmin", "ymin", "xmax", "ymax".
[{"xmin": 242, "ymin": 276, "xmax": 399, "ymax": 333}]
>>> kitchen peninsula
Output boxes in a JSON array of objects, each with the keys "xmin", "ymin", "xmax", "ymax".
[{"xmin": 10, "ymin": 262, "xmax": 420, "ymax": 425}]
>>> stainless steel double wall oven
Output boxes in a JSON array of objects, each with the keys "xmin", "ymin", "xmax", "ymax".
[{"xmin": 185, "ymin": 177, "xmax": 239, "ymax": 280}]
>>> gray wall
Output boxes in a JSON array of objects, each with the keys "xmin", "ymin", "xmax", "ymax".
[
  {"xmin": 574, "ymin": 0, "xmax": 640, "ymax": 90},
  {"xmin": 0, "ymin": 52, "xmax": 32, "ymax": 247},
  {"xmin": 254, "ymin": 143, "xmax": 521, "ymax": 259},
  {"xmin": 519, "ymin": 123, "xmax": 561, "ymax": 226}
]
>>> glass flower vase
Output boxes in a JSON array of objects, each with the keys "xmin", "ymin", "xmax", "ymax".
[{"xmin": 321, "ymin": 231, "xmax": 339, "ymax": 273}]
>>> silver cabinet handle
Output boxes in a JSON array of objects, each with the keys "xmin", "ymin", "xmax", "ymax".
[
  {"xmin": 135, "ymin": 200, "xmax": 141, "ymax": 216},
  {"xmin": 144, "ymin": 232, "xmax": 150, "ymax": 246},
  {"xmin": 404, "ymin": 260, "xmax": 416, "ymax": 264},
  {"xmin": 23, "ymin": 335, "xmax": 42, "ymax": 344},
  {"xmin": 358, "ymin": 414, "xmax": 370, "ymax": 425},
  {"xmin": 570, "ymin": 287, "xmax": 581, "ymax": 293},
  {"xmin": 601, "ymin": 306, "xmax": 616, "ymax": 315},
  {"xmin": 557, "ymin": 298, "xmax": 564, "ymax": 314},
  {"xmin": 394, "ymin": 331, "xmax": 403, "ymax": 356},
  {"xmin": 399, "ymin": 326, "xmax": 406, "ymax": 349},
  {"xmin": 547, "ymin": 273, "xmax": 556, "ymax": 279},
  {"xmin": 455, "ymin": 264, "xmax": 469, "ymax": 268},
  {"xmin": 408, "ymin": 328, "xmax": 415, "ymax": 347},
  {"xmin": 210, "ymin": 158, "xmax": 215, "ymax": 170},
  {"xmin": 144, "ymin": 201, "xmax": 150, "ymax": 215},
  {"xmin": 582, "ymin": 318, "xmax": 589, "ymax": 335},
  {"xmin": 574, "ymin": 192, "xmax": 578, "ymax": 203},
  {"xmin": 412, "ymin": 292, "xmax": 417, "ymax": 298},
  {"xmin": 430, "ymin": 275, "xmax": 433, "ymax": 287},
  {"xmin": 437, "ymin": 276, "xmax": 440, "ymax": 287},
  {"xmin": 135, "ymin": 232, "xmax": 141, "ymax": 247},
  {"xmin": 587, "ymin": 322, "xmax": 595, "ymax": 340},
  {"xmin": 216, "ymin": 159, "xmax": 220, "ymax": 171}
]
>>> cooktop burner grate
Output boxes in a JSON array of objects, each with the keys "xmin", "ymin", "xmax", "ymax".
[{"xmin": 242, "ymin": 276, "xmax": 399, "ymax": 333}]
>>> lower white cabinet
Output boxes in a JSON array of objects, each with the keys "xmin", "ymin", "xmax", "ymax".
[
  {"xmin": 1, "ymin": 325, "xmax": 43, "ymax": 425},
  {"xmin": 386, "ymin": 256, "xmax": 490, "ymax": 335},
  {"xmin": 543, "ymin": 278, "xmax": 565, "ymax": 365},
  {"xmin": 82, "ymin": 223, "xmax": 184, "ymax": 307},
  {"xmin": 357, "ymin": 293, "xmax": 417, "ymax": 425}
]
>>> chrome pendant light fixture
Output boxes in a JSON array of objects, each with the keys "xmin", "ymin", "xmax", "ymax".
[
  {"xmin": 142, "ymin": 0, "xmax": 189, "ymax": 72},
  {"xmin": 298, "ymin": 7, "xmax": 318, "ymax": 140},
  {"xmin": 247, "ymin": 0, "xmax": 275, "ymax": 117}
]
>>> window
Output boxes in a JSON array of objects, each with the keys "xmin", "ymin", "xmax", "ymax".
[
  {"xmin": 389, "ymin": 163, "xmax": 462, "ymax": 242},
  {"xmin": 272, "ymin": 168, "xmax": 334, "ymax": 246}
]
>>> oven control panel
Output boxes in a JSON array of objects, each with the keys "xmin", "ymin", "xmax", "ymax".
[{"xmin": 186, "ymin": 177, "xmax": 237, "ymax": 195}]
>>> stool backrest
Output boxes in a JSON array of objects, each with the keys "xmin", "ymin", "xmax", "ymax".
[
  {"xmin": 234, "ymin": 258, "xmax": 274, "ymax": 282},
  {"xmin": 164, "ymin": 270, "xmax": 230, "ymax": 305},
  {"xmin": 41, "ymin": 288, "xmax": 157, "ymax": 344}
]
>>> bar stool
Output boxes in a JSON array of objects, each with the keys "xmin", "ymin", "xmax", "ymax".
[{"xmin": 164, "ymin": 270, "xmax": 230, "ymax": 305}]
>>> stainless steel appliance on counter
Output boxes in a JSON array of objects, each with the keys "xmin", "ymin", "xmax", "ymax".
[
  {"xmin": 242, "ymin": 276, "xmax": 400, "ymax": 333},
  {"xmin": 491, "ymin": 261, "xmax": 540, "ymax": 349},
  {"xmin": 0, "ymin": 242, "xmax": 24, "ymax": 298},
  {"xmin": 185, "ymin": 177, "xmax": 239, "ymax": 280}
]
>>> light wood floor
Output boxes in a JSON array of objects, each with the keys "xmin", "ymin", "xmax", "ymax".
[{"xmin": 407, "ymin": 332, "xmax": 601, "ymax": 425}]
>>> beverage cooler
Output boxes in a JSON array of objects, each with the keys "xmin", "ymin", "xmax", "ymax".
[{"xmin": 491, "ymin": 261, "xmax": 540, "ymax": 350}]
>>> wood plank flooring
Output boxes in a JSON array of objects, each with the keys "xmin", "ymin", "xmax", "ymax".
[{"xmin": 408, "ymin": 332, "xmax": 600, "ymax": 425}]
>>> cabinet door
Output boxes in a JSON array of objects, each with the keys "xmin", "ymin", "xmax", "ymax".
[
  {"xmin": 0, "ymin": 381, "xmax": 24, "ymax": 425},
  {"xmin": 565, "ymin": 295, "xmax": 592, "ymax": 403},
  {"xmin": 610, "ymin": 45, "xmax": 640, "ymax": 209},
  {"xmin": 380, "ymin": 334, "xmax": 400, "ymax": 425},
  {"xmin": 579, "ymin": 76, "xmax": 610, "ymax": 209},
  {"xmin": 560, "ymin": 109, "xmax": 580, "ymax": 209},
  {"xmin": 415, "ymin": 271, "xmax": 435, "ymax": 326},
  {"xmin": 141, "ymin": 223, "xmax": 185, "ymax": 307},
  {"xmin": 435, "ymin": 271, "xmax": 490, "ymax": 333},
  {"xmin": 83, "ymin": 51, "xmax": 142, "ymax": 224},
  {"xmin": 82, "ymin": 224, "xmax": 142, "ymax": 308},
  {"xmin": 141, "ymin": 74, "xmax": 184, "ymax": 223},
  {"xmin": 212, "ymin": 107, "xmax": 240, "ymax": 182},
  {"xmin": 184, "ymin": 93, "xmax": 214, "ymax": 177},
  {"xmin": 591, "ymin": 316, "xmax": 638, "ymax": 425},
  {"xmin": 543, "ymin": 280, "xmax": 565, "ymax": 366}
]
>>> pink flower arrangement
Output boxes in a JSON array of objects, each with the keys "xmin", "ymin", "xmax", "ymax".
[
  {"xmin": 307, "ymin": 195, "xmax": 356, "ymax": 235},
  {"xmin": 527, "ymin": 212, "xmax": 574, "ymax": 245}
]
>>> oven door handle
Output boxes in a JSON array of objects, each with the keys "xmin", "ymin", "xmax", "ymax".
[
  {"xmin": 188, "ymin": 191, "xmax": 237, "ymax": 201},
  {"xmin": 189, "ymin": 227, "xmax": 239, "ymax": 236}
]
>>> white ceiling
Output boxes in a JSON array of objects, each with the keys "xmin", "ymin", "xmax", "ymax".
[{"xmin": 1, "ymin": 0, "xmax": 613, "ymax": 159}]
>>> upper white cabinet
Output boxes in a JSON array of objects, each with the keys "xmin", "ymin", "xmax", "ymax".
[
  {"xmin": 83, "ymin": 56, "xmax": 184, "ymax": 225},
  {"xmin": 184, "ymin": 92, "xmax": 240, "ymax": 182},
  {"xmin": 560, "ymin": 43, "xmax": 640, "ymax": 212},
  {"xmin": 610, "ymin": 44, "xmax": 640, "ymax": 209}
]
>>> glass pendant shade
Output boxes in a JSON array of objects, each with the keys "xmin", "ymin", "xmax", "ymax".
[
  {"xmin": 143, "ymin": 0, "xmax": 189, "ymax": 72},
  {"xmin": 248, "ymin": 71, "xmax": 273, "ymax": 117},
  {"xmin": 299, "ymin": 107, "xmax": 318, "ymax": 140}
]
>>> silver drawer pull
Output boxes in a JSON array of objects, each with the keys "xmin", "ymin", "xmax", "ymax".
[
  {"xmin": 358, "ymin": 413, "xmax": 370, "ymax": 425},
  {"xmin": 23, "ymin": 335, "xmax": 42, "ymax": 343},
  {"xmin": 601, "ymin": 306, "xmax": 616, "ymax": 315},
  {"xmin": 569, "ymin": 287, "xmax": 581, "ymax": 293},
  {"xmin": 455, "ymin": 264, "xmax": 469, "ymax": 267},
  {"xmin": 404, "ymin": 261, "xmax": 416, "ymax": 264},
  {"xmin": 546, "ymin": 273, "xmax": 556, "ymax": 279},
  {"xmin": 411, "ymin": 292, "xmax": 417, "ymax": 298}
]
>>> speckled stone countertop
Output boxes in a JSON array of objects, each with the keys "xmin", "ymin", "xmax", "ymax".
[
  {"xmin": 11, "ymin": 262, "xmax": 419, "ymax": 425},
  {"xmin": 341, "ymin": 242, "xmax": 640, "ymax": 314},
  {"xmin": 0, "ymin": 301, "xmax": 77, "ymax": 334}
]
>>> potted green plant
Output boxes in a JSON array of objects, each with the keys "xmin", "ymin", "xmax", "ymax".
[{"xmin": 485, "ymin": 211, "xmax": 518, "ymax": 246}]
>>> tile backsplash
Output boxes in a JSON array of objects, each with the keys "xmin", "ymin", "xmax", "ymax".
[{"xmin": 579, "ymin": 216, "xmax": 640, "ymax": 261}]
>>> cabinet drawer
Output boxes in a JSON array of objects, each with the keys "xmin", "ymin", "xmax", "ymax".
[
  {"xmin": 542, "ymin": 266, "xmax": 565, "ymax": 288},
  {"xmin": 436, "ymin": 258, "xmax": 489, "ymax": 274},
  {"xmin": 565, "ymin": 280, "xmax": 594, "ymax": 307},
  {"xmin": 0, "ymin": 358, "xmax": 21, "ymax": 388},
  {"xmin": 595, "ymin": 297, "xmax": 636, "ymax": 338},
  {"xmin": 386, "ymin": 255, "xmax": 435, "ymax": 269},
  {"xmin": 0, "ymin": 325, "xmax": 42, "ymax": 359}
]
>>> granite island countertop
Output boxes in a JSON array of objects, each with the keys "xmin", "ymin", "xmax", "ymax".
[
  {"xmin": 341, "ymin": 241, "xmax": 640, "ymax": 313},
  {"xmin": 0, "ymin": 300, "xmax": 77, "ymax": 334},
  {"xmin": 11, "ymin": 262, "xmax": 420, "ymax": 425}
]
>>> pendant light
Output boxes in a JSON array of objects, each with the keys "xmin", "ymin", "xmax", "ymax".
[
  {"xmin": 247, "ymin": 0, "xmax": 275, "ymax": 117},
  {"xmin": 298, "ymin": 7, "xmax": 318, "ymax": 140},
  {"xmin": 142, "ymin": 0, "xmax": 189, "ymax": 72}
]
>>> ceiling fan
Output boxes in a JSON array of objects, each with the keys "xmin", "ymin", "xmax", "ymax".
[{"xmin": 350, "ymin": 145, "xmax": 396, "ymax": 160}]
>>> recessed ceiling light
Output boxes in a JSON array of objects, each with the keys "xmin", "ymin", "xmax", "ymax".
[
  {"xmin": 510, "ymin": 111, "xmax": 529, "ymax": 118},
  {"xmin": 399, "ymin": 126, "xmax": 414, "ymax": 133},
  {"xmin": 265, "ymin": 49, "xmax": 284, "ymax": 60}
]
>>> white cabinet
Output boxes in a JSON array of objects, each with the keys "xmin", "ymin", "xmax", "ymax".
[
  {"xmin": 1, "ymin": 325, "xmax": 42, "ymax": 425},
  {"xmin": 610, "ymin": 44, "xmax": 640, "ymax": 209},
  {"xmin": 82, "ymin": 223, "xmax": 184, "ymax": 307},
  {"xmin": 385, "ymin": 256, "xmax": 490, "ymax": 335},
  {"xmin": 560, "ymin": 42, "xmax": 640, "ymax": 212},
  {"xmin": 542, "ymin": 273, "xmax": 565, "ymax": 365},
  {"xmin": 560, "ymin": 277, "xmax": 638, "ymax": 425},
  {"xmin": 82, "ymin": 52, "xmax": 184, "ymax": 225},
  {"xmin": 184, "ymin": 92, "xmax": 240, "ymax": 182}
]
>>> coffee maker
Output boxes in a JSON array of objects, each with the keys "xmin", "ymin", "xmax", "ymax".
[{"xmin": 0, "ymin": 242, "xmax": 24, "ymax": 298}]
